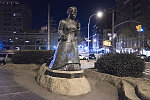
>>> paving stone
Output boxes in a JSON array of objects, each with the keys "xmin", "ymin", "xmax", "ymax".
[
  {"xmin": 0, "ymin": 92, "xmax": 45, "ymax": 100},
  {"xmin": 0, "ymin": 93, "xmax": 26, "ymax": 100},
  {"xmin": 0, "ymin": 69, "xmax": 13, "ymax": 73},
  {"xmin": 0, "ymin": 77, "xmax": 14, "ymax": 81},
  {"xmin": 0, "ymin": 87, "xmax": 5, "ymax": 94},
  {"xmin": 3, "ymin": 86, "xmax": 28, "ymax": 94},
  {"xmin": 21, "ymin": 92, "xmax": 46, "ymax": 100},
  {"xmin": 2, "ymin": 86, "xmax": 29, "ymax": 94},
  {"xmin": 0, "ymin": 73, "xmax": 13, "ymax": 76},
  {"xmin": 0, "ymin": 68, "xmax": 46, "ymax": 100},
  {"xmin": 0, "ymin": 80, "xmax": 17, "ymax": 86}
]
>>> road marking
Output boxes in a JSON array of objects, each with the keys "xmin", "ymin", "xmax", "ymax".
[
  {"xmin": 143, "ymin": 68, "xmax": 150, "ymax": 75},
  {"xmin": 145, "ymin": 69, "xmax": 150, "ymax": 71},
  {"xmin": 143, "ymin": 72, "xmax": 150, "ymax": 75}
]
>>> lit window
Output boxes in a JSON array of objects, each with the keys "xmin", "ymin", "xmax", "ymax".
[
  {"xmin": 25, "ymin": 41, "xmax": 30, "ymax": 43},
  {"xmin": 15, "ymin": 2, "xmax": 19, "ymax": 4},
  {"xmin": 13, "ymin": 13, "xmax": 16, "ymax": 16}
]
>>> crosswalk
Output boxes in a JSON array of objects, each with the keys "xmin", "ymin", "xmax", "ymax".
[{"xmin": 143, "ymin": 68, "xmax": 150, "ymax": 75}]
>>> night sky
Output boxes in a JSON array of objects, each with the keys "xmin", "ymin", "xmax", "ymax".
[{"xmin": 24, "ymin": 0, "xmax": 116, "ymax": 35}]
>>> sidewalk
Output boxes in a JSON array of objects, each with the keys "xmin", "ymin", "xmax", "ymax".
[
  {"xmin": 0, "ymin": 63, "xmax": 118, "ymax": 100},
  {"xmin": 0, "ymin": 68, "xmax": 45, "ymax": 100}
]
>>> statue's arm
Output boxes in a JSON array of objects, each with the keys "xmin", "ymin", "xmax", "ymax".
[
  {"xmin": 75, "ymin": 21, "xmax": 80, "ymax": 36},
  {"xmin": 58, "ymin": 20, "xmax": 65, "ymax": 36},
  {"xmin": 58, "ymin": 20, "xmax": 67, "ymax": 41}
]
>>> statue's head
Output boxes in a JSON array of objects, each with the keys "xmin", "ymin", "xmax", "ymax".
[{"xmin": 67, "ymin": 6, "xmax": 77, "ymax": 19}]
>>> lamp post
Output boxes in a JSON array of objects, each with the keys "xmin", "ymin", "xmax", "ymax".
[
  {"xmin": 87, "ymin": 12, "xmax": 103, "ymax": 61},
  {"xmin": 47, "ymin": 3, "xmax": 50, "ymax": 50}
]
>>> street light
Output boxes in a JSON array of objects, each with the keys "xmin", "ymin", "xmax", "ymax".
[
  {"xmin": 87, "ymin": 11, "xmax": 103, "ymax": 61},
  {"xmin": 97, "ymin": 12, "xmax": 103, "ymax": 17}
]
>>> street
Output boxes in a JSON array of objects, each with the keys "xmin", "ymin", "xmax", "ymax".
[{"xmin": 80, "ymin": 60, "xmax": 95, "ymax": 70}]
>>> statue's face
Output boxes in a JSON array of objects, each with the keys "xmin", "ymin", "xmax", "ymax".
[{"xmin": 69, "ymin": 9, "xmax": 77, "ymax": 19}]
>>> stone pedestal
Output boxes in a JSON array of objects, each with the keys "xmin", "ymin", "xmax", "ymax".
[{"xmin": 36, "ymin": 64, "xmax": 91, "ymax": 96}]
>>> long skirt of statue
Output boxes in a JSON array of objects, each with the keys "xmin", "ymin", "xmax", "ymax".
[{"xmin": 49, "ymin": 33, "xmax": 81, "ymax": 71}]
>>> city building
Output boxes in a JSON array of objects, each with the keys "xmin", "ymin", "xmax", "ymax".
[
  {"xmin": 12, "ymin": 30, "xmax": 47, "ymax": 50},
  {"xmin": 0, "ymin": 0, "xmax": 32, "ymax": 50},
  {"xmin": 0, "ymin": 0, "xmax": 32, "ymax": 33},
  {"xmin": 92, "ymin": 25, "xmax": 101, "ymax": 53},
  {"xmin": 48, "ymin": 18, "xmax": 59, "ymax": 50},
  {"xmin": 115, "ymin": 0, "xmax": 150, "ymax": 54},
  {"xmin": 0, "ymin": 0, "xmax": 58, "ymax": 51}
]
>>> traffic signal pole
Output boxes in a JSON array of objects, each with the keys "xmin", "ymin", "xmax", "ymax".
[{"xmin": 112, "ymin": 10, "xmax": 115, "ymax": 53}]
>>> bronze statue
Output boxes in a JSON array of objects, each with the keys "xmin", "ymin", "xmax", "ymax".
[{"xmin": 49, "ymin": 6, "xmax": 81, "ymax": 71}]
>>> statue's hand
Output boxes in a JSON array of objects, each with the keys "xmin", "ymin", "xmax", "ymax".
[
  {"xmin": 62, "ymin": 35, "xmax": 67, "ymax": 41},
  {"xmin": 77, "ymin": 21, "xmax": 80, "ymax": 30}
]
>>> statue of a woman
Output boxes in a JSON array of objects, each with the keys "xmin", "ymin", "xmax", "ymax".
[{"xmin": 49, "ymin": 6, "xmax": 81, "ymax": 71}]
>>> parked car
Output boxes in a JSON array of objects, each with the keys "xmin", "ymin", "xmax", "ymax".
[
  {"xmin": 0, "ymin": 53, "xmax": 14, "ymax": 64},
  {"xmin": 79, "ymin": 55, "xmax": 88, "ymax": 60},
  {"xmin": 145, "ymin": 56, "xmax": 150, "ymax": 62},
  {"xmin": 89, "ymin": 53, "xmax": 96, "ymax": 59},
  {"xmin": 0, "ymin": 54, "xmax": 6, "ymax": 65}
]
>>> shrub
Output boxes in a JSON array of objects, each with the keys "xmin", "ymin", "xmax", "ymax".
[
  {"xmin": 12, "ymin": 50, "xmax": 54, "ymax": 64},
  {"xmin": 95, "ymin": 53, "xmax": 145, "ymax": 77}
]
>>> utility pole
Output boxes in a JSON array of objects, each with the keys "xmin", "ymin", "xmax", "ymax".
[
  {"xmin": 87, "ymin": 22, "xmax": 90, "ymax": 61},
  {"xmin": 48, "ymin": 3, "xmax": 50, "ymax": 50},
  {"xmin": 142, "ymin": 31, "xmax": 144, "ymax": 54},
  {"xmin": 112, "ymin": 10, "xmax": 115, "ymax": 53}
]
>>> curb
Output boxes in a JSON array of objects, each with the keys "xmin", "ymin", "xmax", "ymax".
[
  {"xmin": 84, "ymin": 68, "xmax": 150, "ymax": 100},
  {"xmin": 120, "ymin": 80, "xmax": 140, "ymax": 100},
  {"xmin": 135, "ymin": 82, "xmax": 150, "ymax": 100}
]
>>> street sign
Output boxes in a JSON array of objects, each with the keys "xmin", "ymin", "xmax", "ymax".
[
  {"xmin": 86, "ymin": 40, "xmax": 91, "ymax": 42},
  {"xmin": 103, "ymin": 40, "xmax": 111, "ymax": 46}
]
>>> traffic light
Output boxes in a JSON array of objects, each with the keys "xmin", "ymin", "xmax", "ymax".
[{"xmin": 136, "ymin": 25, "xmax": 143, "ymax": 32}]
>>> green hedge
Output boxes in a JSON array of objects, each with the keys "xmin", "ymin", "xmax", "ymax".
[
  {"xmin": 95, "ymin": 53, "xmax": 145, "ymax": 77},
  {"xmin": 12, "ymin": 50, "xmax": 54, "ymax": 64}
]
